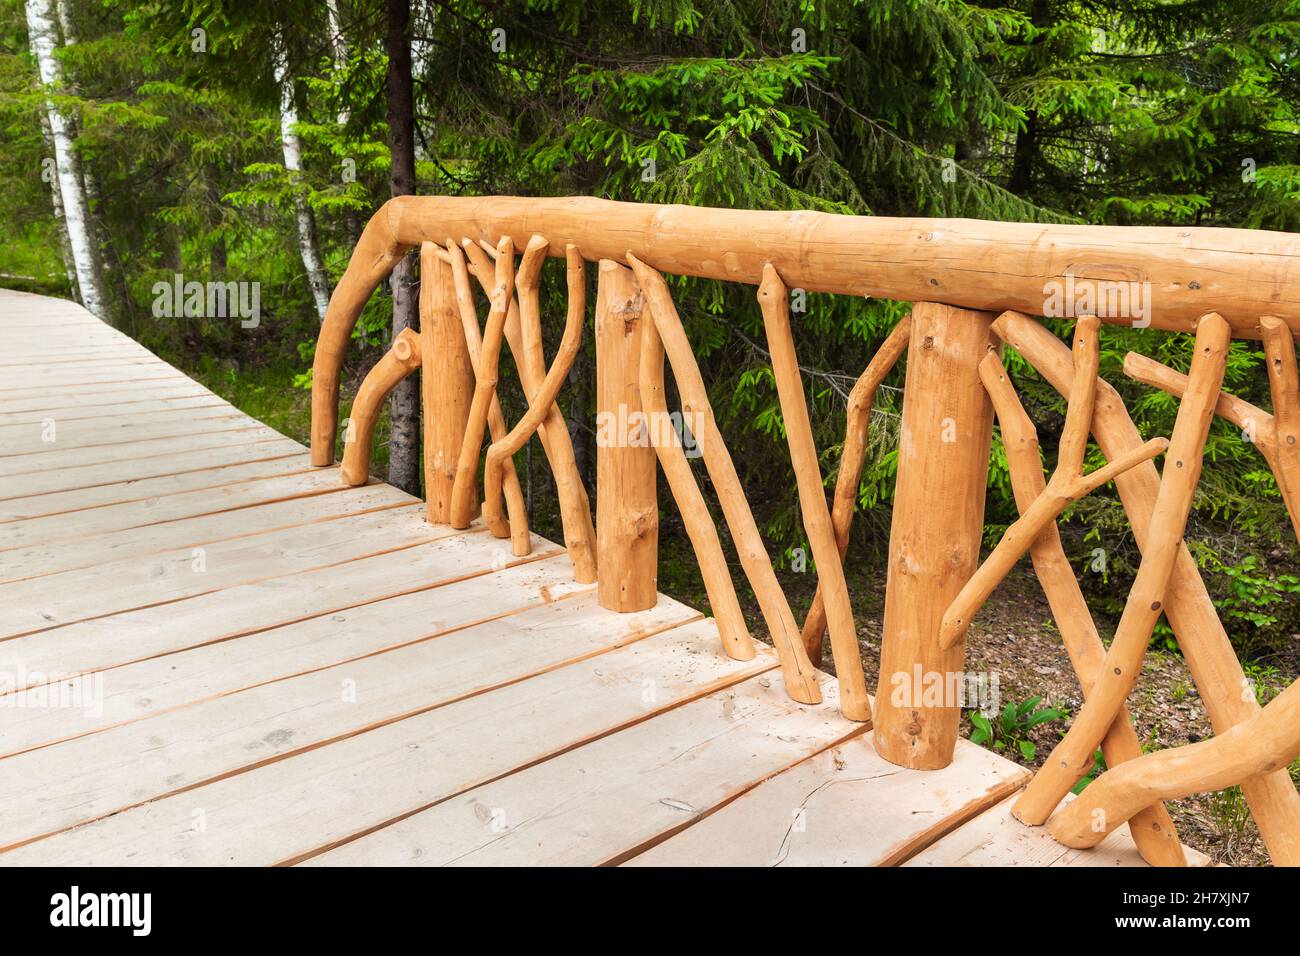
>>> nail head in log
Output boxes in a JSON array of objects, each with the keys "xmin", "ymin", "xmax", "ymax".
[
  {"xmin": 595, "ymin": 260, "xmax": 658, "ymax": 612},
  {"xmin": 874, "ymin": 302, "xmax": 998, "ymax": 770}
]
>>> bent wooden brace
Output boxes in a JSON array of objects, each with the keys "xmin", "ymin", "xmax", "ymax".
[{"xmin": 1014, "ymin": 313, "xmax": 1231, "ymax": 825}]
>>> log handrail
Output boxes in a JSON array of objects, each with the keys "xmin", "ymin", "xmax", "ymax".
[{"xmin": 312, "ymin": 197, "xmax": 1300, "ymax": 866}]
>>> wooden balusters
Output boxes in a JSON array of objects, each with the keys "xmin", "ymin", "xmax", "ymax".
[
  {"xmin": 628, "ymin": 253, "xmax": 824, "ymax": 707},
  {"xmin": 758, "ymin": 264, "xmax": 870, "ymax": 720},
  {"xmin": 874, "ymin": 302, "xmax": 998, "ymax": 769},
  {"xmin": 635, "ymin": 293, "xmax": 754, "ymax": 662},
  {"xmin": 447, "ymin": 237, "xmax": 528, "ymax": 552},
  {"xmin": 800, "ymin": 315, "xmax": 910, "ymax": 663},
  {"xmin": 995, "ymin": 308, "xmax": 1300, "ymax": 866},
  {"xmin": 979, "ymin": 350, "xmax": 1186, "ymax": 866},
  {"xmin": 1126, "ymin": 316, "xmax": 1300, "ymax": 541},
  {"xmin": 1052, "ymin": 673, "xmax": 1300, "ymax": 850},
  {"xmin": 418, "ymin": 243, "xmax": 476, "ymax": 522},
  {"xmin": 595, "ymin": 260, "xmax": 658, "ymax": 612},
  {"xmin": 460, "ymin": 239, "xmax": 598, "ymax": 583},
  {"xmin": 938, "ymin": 316, "xmax": 1168, "ymax": 651},
  {"xmin": 339, "ymin": 327, "xmax": 422, "ymax": 486},
  {"xmin": 481, "ymin": 245, "xmax": 587, "ymax": 550},
  {"xmin": 1014, "ymin": 313, "xmax": 1230, "ymax": 825}
]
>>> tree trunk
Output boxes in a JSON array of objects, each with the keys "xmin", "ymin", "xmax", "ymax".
[
  {"xmin": 272, "ymin": 30, "xmax": 332, "ymax": 323},
  {"xmin": 384, "ymin": 0, "xmax": 421, "ymax": 496},
  {"xmin": 36, "ymin": 108, "xmax": 76, "ymax": 294},
  {"xmin": 25, "ymin": 0, "xmax": 107, "ymax": 320}
]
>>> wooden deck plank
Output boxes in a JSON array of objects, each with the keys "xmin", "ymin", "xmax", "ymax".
[
  {"xmin": 0, "ymin": 552, "xmax": 607, "ymax": 758},
  {"xmin": 0, "ymin": 366, "xmax": 187, "ymax": 392},
  {"xmin": 625, "ymin": 733, "xmax": 1029, "ymax": 866},
  {"xmin": 0, "ymin": 405, "xmax": 245, "ymax": 457},
  {"xmin": 0, "ymin": 466, "xmax": 337, "ymax": 545},
  {"xmin": 903, "ymin": 793, "xmax": 1215, "ymax": 867},
  {"xmin": 0, "ymin": 598, "xmax": 716, "ymax": 855},
  {"xmin": 0, "ymin": 393, "xmax": 230, "ymax": 427},
  {"xmin": 0, "ymin": 443, "xmax": 305, "ymax": 516},
  {"xmin": 0, "ymin": 617, "xmax": 758, "ymax": 865},
  {"xmin": 0, "ymin": 377, "xmax": 211, "ymax": 409},
  {"xmin": 0, "ymin": 420, "xmax": 276, "ymax": 478},
  {"xmin": 306, "ymin": 673, "xmax": 862, "ymax": 867},
  {"xmin": 0, "ymin": 383, "xmax": 218, "ymax": 418},
  {"xmin": 0, "ymin": 291, "xmax": 1201, "ymax": 868},
  {"xmin": 0, "ymin": 479, "xmax": 399, "ymax": 581},
  {"xmin": 1, "ymin": 528, "xmax": 521, "ymax": 680},
  {"xmin": 0, "ymin": 499, "xmax": 428, "ymax": 636},
  {"xmin": 0, "ymin": 433, "xmax": 299, "ymax": 499}
]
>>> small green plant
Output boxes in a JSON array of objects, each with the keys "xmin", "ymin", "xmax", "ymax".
[
  {"xmin": 1071, "ymin": 749, "xmax": 1107, "ymax": 794},
  {"xmin": 969, "ymin": 696, "xmax": 1066, "ymax": 762}
]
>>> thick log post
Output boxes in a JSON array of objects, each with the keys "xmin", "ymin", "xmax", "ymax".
[
  {"xmin": 418, "ymin": 242, "xmax": 475, "ymax": 523},
  {"xmin": 595, "ymin": 260, "xmax": 658, "ymax": 611},
  {"xmin": 874, "ymin": 302, "xmax": 997, "ymax": 769}
]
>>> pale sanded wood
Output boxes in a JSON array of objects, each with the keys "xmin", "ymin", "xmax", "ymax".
[
  {"xmin": 307, "ymin": 671, "xmax": 858, "ymax": 867},
  {"xmin": 996, "ymin": 311, "xmax": 1300, "ymax": 864},
  {"xmin": 634, "ymin": 291, "xmax": 754, "ymax": 662},
  {"xmin": 0, "ymin": 466, "xmax": 330, "ymax": 543},
  {"xmin": 0, "ymin": 480, "xmax": 395, "ymax": 582},
  {"xmin": 0, "ymin": 433, "xmax": 297, "ymax": 500},
  {"xmin": 3, "ymin": 528, "xmax": 502, "ymax": 680},
  {"xmin": 1053, "ymin": 674, "xmax": 1300, "ymax": 848},
  {"xmin": 0, "ymin": 400, "xmax": 236, "ymax": 442},
  {"xmin": 875, "ymin": 302, "xmax": 997, "ymax": 769},
  {"xmin": 630, "ymin": 254, "xmax": 821, "ymax": 706},
  {"xmin": 1126, "ymin": 317, "xmax": 1300, "ymax": 542},
  {"xmin": 339, "ymin": 327, "xmax": 422, "ymax": 485},
  {"xmin": 801, "ymin": 314, "xmax": 910, "ymax": 662},
  {"xmin": 594, "ymin": 259, "xmax": 657, "ymax": 612},
  {"xmin": 0, "ymin": 366, "xmax": 184, "ymax": 393},
  {"xmin": 627, "ymin": 733, "xmax": 1028, "ymax": 866},
  {"xmin": 485, "ymin": 245, "xmax": 588, "ymax": 558},
  {"xmin": 460, "ymin": 239, "xmax": 598, "ymax": 581},
  {"xmin": 0, "ymin": 500, "xmax": 428, "ymax": 637},
  {"xmin": 0, "ymin": 610, "xmax": 725, "ymax": 858},
  {"xmin": 419, "ymin": 243, "xmax": 475, "ymax": 523},
  {"xmin": 907, "ymin": 794, "xmax": 1215, "ymax": 867},
  {"xmin": 977, "ymin": 352, "xmax": 1186, "ymax": 867},
  {"xmin": 0, "ymin": 408, "xmax": 247, "ymax": 458},
  {"xmin": 451, "ymin": 236, "xmax": 517, "ymax": 538},
  {"xmin": 0, "ymin": 556, "xmax": 619, "ymax": 758},
  {"xmin": 758, "ymin": 265, "xmax": 870, "ymax": 721},
  {"xmin": 1015, "ymin": 315, "xmax": 1229, "ymax": 824},
  {"xmin": 0, "ymin": 379, "xmax": 213, "ymax": 413},
  {"xmin": 0, "ymin": 422, "xmax": 281, "ymax": 479},
  {"xmin": 938, "ymin": 319, "xmax": 1167, "ymax": 651},
  {"xmin": 0, "ymin": 383, "xmax": 217, "ymax": 418},
  {"xmin": 0, "ymin": 442, "xmax": 305, "ymax": 514},
  {"xmin": 442, "ymin": 240, "xmax": 527, "ymax": 540}
]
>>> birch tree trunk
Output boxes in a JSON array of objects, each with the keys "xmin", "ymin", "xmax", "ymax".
[
  {"xmin": 325, "ymin": 0, "xmax": 350, "ymax": 126},
  {"xmin": 384, "ymin": 0, "xmax": 422, "ymax": 496},
  {"xmin": 272, "ymin": 31, "xmax": 332, "ymax": 323},
  {"xmin": 36, "ymin": 107, "xmax": 76, "ymax": 294},
  {"xmin": 25, "ymin": 0, "xmax": 106, "ymax": 319}
]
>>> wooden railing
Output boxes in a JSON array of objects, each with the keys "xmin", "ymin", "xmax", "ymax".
[{"xmin": 310, "ymin": 196, "xmax": 1300, "ymax": 866}]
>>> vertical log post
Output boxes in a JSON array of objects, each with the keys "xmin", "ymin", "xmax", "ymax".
[
  {"xmin": 874, "ymin": 302, "xmax": 998, "ymax": 769},
  {"xmin": 418, "ymin": 242, "xmax": 475, "ymax": 523},
  {"xmin": 595, "ymin": 260, "xmax": 658, "ymax": 611}
]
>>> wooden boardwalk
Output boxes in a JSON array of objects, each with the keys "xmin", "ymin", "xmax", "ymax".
[{"xmin": 0, "ymin": 290, "xmax": 1210, "ymax": 866}]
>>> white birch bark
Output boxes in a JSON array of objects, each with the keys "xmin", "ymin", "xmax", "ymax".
[
  {"xmin": 25, "ymin": 0, "xmax": 105, "ymax": 318},
  {"xmin": 325, "ymin": 0, "xmax": 350, "ymax": 126},
  {"xmin": 272, "ymin": 31, "xmax": 332, "ymax": 322}
]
